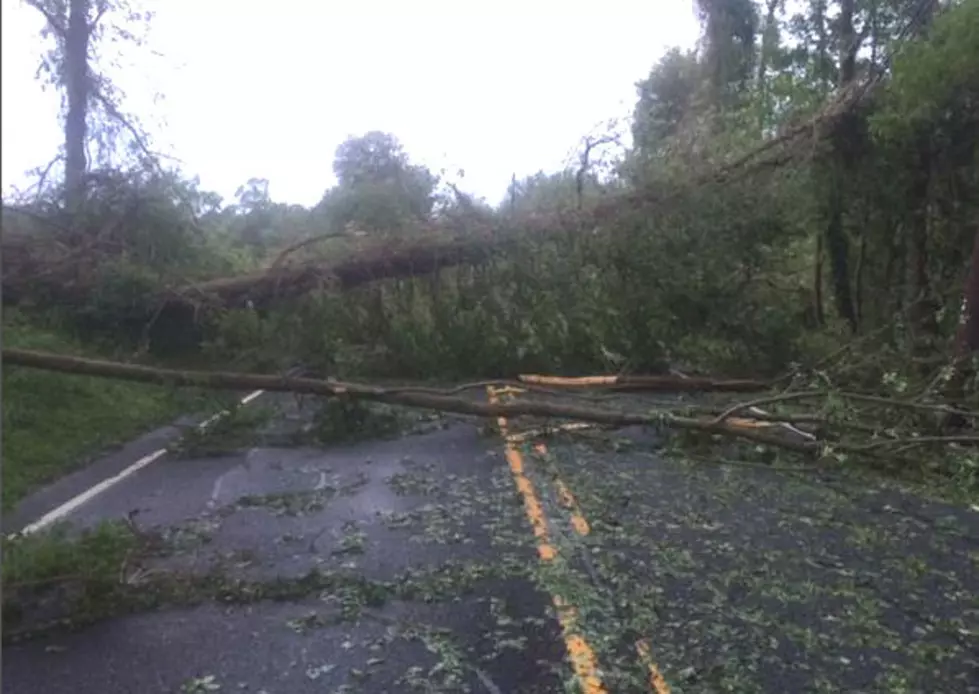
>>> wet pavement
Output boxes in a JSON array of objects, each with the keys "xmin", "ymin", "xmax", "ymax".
[{"xmin": 3, "ymin": 389, "xmax": 979, "ymax": 693}]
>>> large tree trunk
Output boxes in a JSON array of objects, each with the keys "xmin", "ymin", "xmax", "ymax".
[
  {"xmin": 64, "ymin": 0, "xmax": 92, "ymax": 214},
  {"xmin": 943, "ymin": 225, "xmax": 979, "ymax": 425},
  {"xmin": 814, "ymin": 233, "xmax": 825, "ymax": 326},
  {"xmin": 909, "ymin": 163, "xmax": 939, "ymax": 346},
  {"xmin": 825, "ymin": 176, "xmax": 858, "ymax": 333},
  {"xmin": 854, "ymin": 234, "xmax": 867, "ymax": 324},
  {"xmin": 907, "ymin": 2, "xmax": 940, "ymax": 349},
  {"xmin": 956, "ymin": 227, "xmax": 979, "ymax": 356},
  {"xmin": 755, "ymin": 0, "xmax": 780, "ymax": 134},
  {"xmin": 823, "ymin": 0, "xmax": 860, "ymax": 334}
]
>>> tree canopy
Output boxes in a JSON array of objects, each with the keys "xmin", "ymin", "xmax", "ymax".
[{"xmin": 315, "ymin": 131, "xmax": 439, "ymax": 234}]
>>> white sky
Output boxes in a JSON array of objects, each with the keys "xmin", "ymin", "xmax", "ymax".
[{"xmin": 1, "ymin": 0, "xmax": 700, "ymax": 208}]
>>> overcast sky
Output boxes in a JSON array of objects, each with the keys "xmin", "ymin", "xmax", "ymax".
[{"xmin": 1, "ymin": 0, "xmax": 700, "ymax": 208}]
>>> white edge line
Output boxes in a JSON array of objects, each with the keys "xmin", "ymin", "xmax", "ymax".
[
  {"xmin": 17, "ymin": 449, "xmax": 168, "ymax": 536},
  {"xmin": 10, "ymin": 389, "xmax": 266, "ymax": 538},
  {"xmin": 240, "ymin": 390, "xmax": 264, "ymax": 406}
]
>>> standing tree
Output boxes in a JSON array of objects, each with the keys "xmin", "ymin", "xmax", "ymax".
[
  {"xmin": 695, "ymin": 0, "xmax": 759, "ymax": 109},
  {"xmin": 628, "ymin": 48, "xmax": 701, "ymax": 181},
  {"xmin": 315, "ymin": 131, "xmax": 438, "ymax": 234},
  {"xmin": 27, "ymin": 0, "xmax": 157, "ymax": 214},
  {"xmin": 821, "ymin": 0, "xmax": 862, "ymax": 334}
]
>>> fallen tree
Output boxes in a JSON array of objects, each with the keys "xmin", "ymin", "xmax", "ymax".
[
  {"xmin": 6, "ymin": 347, "xmax": 979, "ymax": 463},
  {"xmin": 517, "ymin": 373, "xmax": 769, "ymax": 393},
  {"xmin": 175, "ymin": 234, "xmax": 508, "ymax": 309},
  {"xmin": 149, "ymin": 80, "xmax": 878, "ymax": 312},
  {"xmin": 2, "ymin": 347, "xmax": 810, "ymax": 452},
  {"xmin": 1, "ymin": 63, "xmax": 880, "ymax": 319}
]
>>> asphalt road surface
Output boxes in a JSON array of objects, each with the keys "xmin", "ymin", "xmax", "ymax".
[{"xmin": 3, "ymin": 388, "xmax": 979, "ymax": 693}]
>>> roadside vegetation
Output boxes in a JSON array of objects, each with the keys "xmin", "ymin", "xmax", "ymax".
[
  {"xmin": 2, "ymin": 0, "xmax": 979, "ymax": 690},
  {"xmin": 2, "ymin": 312, "xmax": 214, "ymax": 506}
]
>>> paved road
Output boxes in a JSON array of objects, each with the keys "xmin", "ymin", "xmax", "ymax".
[{"xmin": 4, "ymin": 388, "xmax": 979, "ymax": 693}]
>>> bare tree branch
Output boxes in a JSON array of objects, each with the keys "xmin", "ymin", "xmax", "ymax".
[
  {"xmin": 1, "ymin": 348, "xmax": 818, "ymax": 454},
  {"xmin": 88, "ymin": 3, "xmax": 108, "ymax": 31},
  {"xmin": 25, "ymin": 0, "xmax": 67, "ymax": 36},
  {"xmin": 576, "ymin": 135, "xmax": 618, "ymax": 210},
  {"xmin": 89, "ymin": 86, "xmax": 155, "ymax": 164}
]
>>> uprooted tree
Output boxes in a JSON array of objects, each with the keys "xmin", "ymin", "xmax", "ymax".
[{"xmin": 3, "ymin": 0, "xmax": 979, "ymax": 458}]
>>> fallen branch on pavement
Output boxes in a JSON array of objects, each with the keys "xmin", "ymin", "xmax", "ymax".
[
  {"xmin": 7, "ymin": 348, "xmax": 979, "ymax": 465},
  {"xmin": 517, "ymin": 373, "xmax": 770, "ymax": 393},
  {"xmin": 2, "ymin": 348, "xmax": 815, "ymax": 454}
]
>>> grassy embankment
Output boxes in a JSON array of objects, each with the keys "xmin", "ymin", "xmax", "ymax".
[{"xmin": 2, "ymin": 314, "xmax": 212, "ymax": 508}]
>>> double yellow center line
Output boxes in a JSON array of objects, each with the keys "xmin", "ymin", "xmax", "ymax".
[{"xmin": 486, "ymin": 385, "xmax": 670, "ymax": 694}]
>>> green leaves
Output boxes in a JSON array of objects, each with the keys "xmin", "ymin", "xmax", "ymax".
[
  {"xmin": 873, "ymin": 0, "xmax": 979, "ymax": 138},
  {"xmin": 317, "ymin": 132, "xmax": 439, "ymax": 235}
]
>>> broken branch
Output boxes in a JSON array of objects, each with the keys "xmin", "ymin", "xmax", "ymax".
[
  {"xmin": 1, "ymin": 348, "xmax": 817, "ymax": 454},
  {"xmin": 517, "ymin": 373, "xmax": 770, "ymax": 393}
]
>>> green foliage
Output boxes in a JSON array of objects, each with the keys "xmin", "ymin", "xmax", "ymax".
[
  {"xmin": 310, "ymin": 399, "xmax": 404, "ymax": 444},
  {"xmin": 76, "ymin": 257, "xmax": 164, "ymax": 339},
  {"xmin": 212, "ymin": 178, "xmax": 319, "ymax": 255},
  {"xmin": 695, "ymin": 0, "xmax": 759, "ymax": 104},
  {"xmin": 1, "ymin": 316, "xmax": 206, "ymax": 507},
  {"xmin": 504, "ymin": 169, "xmax": 592, "ymax": 216},
  {"xmin": 200, "ymin": 308, "xmax": 279, "ymax": 371},
  {"xmin": 8, "ymin": 0, "xmax": 979, "ymax": 478},
  {"xmin": 200, "ymin": 298, "xmax": 340, "ymax": 374},
  {"xmin": 874, "ymin": 0, "xmax": 979, "ymax": 137},
  {"xmin": 316, "ymin": 131, "xmax": 438, "ymax": 235},
  {"xmin": 169, "ymin": 404, "xmax": 274, "ymax": 458},
  {"xmin": 2, "ymin": 521, "xmax": 140, "ymax": 628},
  {"xmin": 233, "ymin": 175, "xmax": 815, "ymax": 382},
  {"xmin": 630, "ymin": 49, "xmax": 702, "ymax": 170}
]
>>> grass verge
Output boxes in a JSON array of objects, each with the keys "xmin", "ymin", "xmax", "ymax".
[{"xmin": 2, "ymin": 317, "xmax": 215, "ymax": 507}]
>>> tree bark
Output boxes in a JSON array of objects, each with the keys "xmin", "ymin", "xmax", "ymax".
[
  {"xmin": 64, "ymin": 0, "xmax": 92, "ymax": 214},
  {"xmin": 854, "ymin": 234, "xmax": 866, "ymax": 324},
  {"xmin": 826, "ymin": 167, "xmax": 858, "ymax": 332},
  {"xmin": 824, "ymin": 0, "xmax": 860, "ymax": 334},
  {"xmin": 0, "ymin": 348, "xmax": 803, "ymax": 452},
  {"xmin": 814, "ymin": 233, "xmax": 825, "ymax": 326},
  {"xmin": 177, "ymin": 236, "xmax": 505, "ymax": 309},
  {"xmin": 956, "ymin": 227, "xmax": 979, "ymax": 356},
  {"xmin": 945, "ymin": 225, "xmax": 979, "ymax": 415},
  {"xmin": 755, "ymin": 0, "xmax": 780, "ymax": 134},
  {"xmin": 907, "ymin": 1, "xmax": 940, "ymax": 348}
]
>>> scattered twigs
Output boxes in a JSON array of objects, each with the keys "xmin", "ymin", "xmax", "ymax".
[
  {"xmin": 771, "ymin": 322, "xmax": 901, "ymax": 386},
  {"xmin": 709, "ymin": 387, "xmax": 979, "ymax": 423}
]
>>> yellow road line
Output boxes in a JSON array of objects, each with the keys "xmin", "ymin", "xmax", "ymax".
[
  {"xmin": 636, "ymin": 639, "xmax": 672, "ymax": 693},
  {"xmin": 534, "ymin": 443, "xmax": 592, "ymax": 536},
  {"xmin": 487, "ymin": 386, "xmax": 607, "ymax": 694},
  {"xmin": 530, "ymin": 440, "xmax": 671, "ymax": 694}
]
